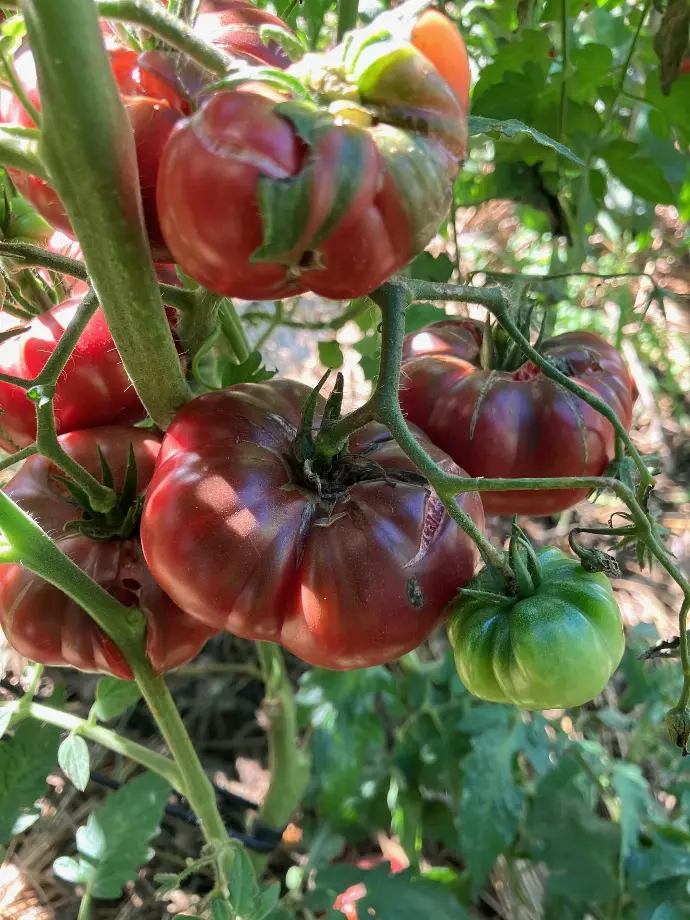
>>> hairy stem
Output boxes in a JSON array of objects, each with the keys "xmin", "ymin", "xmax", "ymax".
[{"xmin": 96, "ymin": 0, "xmax": 232, "ymax": 73}]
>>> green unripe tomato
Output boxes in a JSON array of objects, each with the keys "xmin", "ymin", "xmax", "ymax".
[{"xmin": 448, "ymin": 547, "xmax": 624, "ymax": 710}]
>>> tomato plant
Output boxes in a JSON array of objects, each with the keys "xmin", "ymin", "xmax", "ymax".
[
  {"xmin": 449, "ymin": 545, "xmax": 625, "ymax": 709},
  {"xmin": 140, "ymin": 379, "xmax": 484, "ymax": 669},
  {"xmin": 400, "ymin": 319, "xmax": 636, "ymax": 515},
  {"xmin": 0, "ymin": 296, "xmax": 171, "ymax": 452},
  {"xmin": 0, "ymin": 426, "xmax": 215, "ymax": 678},
  {"xmin": 156, "ymin": 12, "xmax": 468, "ymax": 300}
]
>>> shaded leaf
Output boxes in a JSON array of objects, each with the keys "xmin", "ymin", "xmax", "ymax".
[
  {"xmin": 54, "ymin": 772, "xmax": 170, "ymax": 899},
  {"xmin": 468, "ymin": 116, "xmax": 585, "ymax": 166},
  {"xmin": 0, "ymin": 718, "xmax": 60, "ymax": 844},
  {"xmin": 458, "ymin": 722, "xmax": 525, "ymax": 893}
]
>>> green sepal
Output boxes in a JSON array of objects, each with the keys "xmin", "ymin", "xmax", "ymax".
[
  {"xmin": 294, "ymin": 370, "xmax": 330, "ymax": 463},
  {"xmin": 320, "ymin": 371, "xmax": 344, "ymax": 431},
  {"xmin": 253, "ymin": 105, "xmax": 372, "ymax": 264},
  {"xmin": 54, "ymin": 441, "xmax": 143, "ymax": 541}
]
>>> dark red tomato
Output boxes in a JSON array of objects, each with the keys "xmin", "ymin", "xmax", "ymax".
[
  {"xmin": 0, "ymin": 427, "xmax": 215, "ymax": 677},
  {"xmin": 1, "ymin": 50, "xmax": 183, "ymax": 259},
  {"xmin": 141, "ymin": 380, "xmax": 484, "ymax": 669},
  {"xmin": 195, "ymin": 0, "xmax": 296, "ymax": 68},
  {"xmin": 0, "ymin": 296, "xmax": 153, "ymax": 452},
  {"xmin": 402, "ymin": 318, "xmax": 483, "ymax": 361},
  {"xmin": 400, "ymin": 321, "xmax": 636, "ymax": 516},
  {"xmin": 156, "ymin": 90, "xmax": 423, "ymax": 300}
]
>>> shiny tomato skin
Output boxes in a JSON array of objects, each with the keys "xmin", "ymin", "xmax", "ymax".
[
  {"xmin": 195, "ymin": 1, "xmax": 295, "ymax": 69},
  {"xmin": 410, "ymin": 10, "xmax": 471, "ymax": 112},
  {"xmin": 402, "ymin": 318, "xmax": 483, "ymax": 361},
  {"xmin": 1, "ymin": 51, "xmax": 183, "ymax": 260},
  {"xmin": 0, "ymin": 428, "xmax": 216, "ymax": 678},
  {"xmin": 400, "ymin": 323, "xmax": 636, "ymax": 516},
  {"xmin": 141, "ymin": 380, "xmax": 484, "ymax": 670},
  {"xmin": 0, "ymin": 297, "xmax": 150, "ymax": 452},
  {"xmin": 156, "ymin": 91, "xmax": 309, "ymax": 300},
  {"xmin": 157, "ymin": 91, "xmax": 424, "ymax": 301},
  {"xmin": 449, "ymin": 547, "xmax": 624, "ymax": 709}
]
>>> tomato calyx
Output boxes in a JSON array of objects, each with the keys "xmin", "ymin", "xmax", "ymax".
[
  {"xmin": 290, "ymin": 371, "xmax": 427, "ymax": 506},
  {"xmin": 567, "ymin": 530, "xmax": 621, "ymax": 578},
  {"xmin": 54, "ymin": 442, "xmax": 144, "ymax": 541}
]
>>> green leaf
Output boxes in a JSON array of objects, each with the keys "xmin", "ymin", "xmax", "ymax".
[
  {"xmin": 612, "ymin": 762, "xmax": 652, "ymax": 859},
  {"xmin": 404, "ymin": 303, "xmax": 447, "ymax": 334},
  {"xmin": 229, "ymin": 845, "xmax": 260, "ymax": 916},
  {"xmin": 252, "ymin": 883, "xmax": 281, "ymax": 920},
  {"xmin": 58, "ymin": 734, "xmax": 90, "ymax": 792},
  {"xmin": 92, "ymin": 677, "xmax": 141, "ymax": 722},
  {"xmin": 54, "ymin": 772, "xmax": 170, "ymax": 899},
  {"xmin": 629, "ymin": 839, "xmax": 690, "ymax": 888},
  {"xmin": 468, "ymin": 116, "xmax": 585, "ymax": 166},
  {"xmin": 53, "ymin": 856, "xmax": 87, "ymax": 886},
  {"xmin": 525, "ymin": 757, "xmax": 620, "ymax": 908},
  {"xmin": 601, "ymin": 139, "xmax": 676, "ymax": 204},
  {"xmin": 318, "ymin": 340, "xmax": 344, "ymax": 369},
  {"xmin": 0, "ymin": 718, "xmax": 60, "ymax": 844},
  {"xmin": 408, "ymin": 251, "xmax": 454, "ymax": 283},
  {"xmin": 569, "ymin": 44, "xmax": 614, "ymax": 92},
  {"xmin": 311, "ymin": 865, "xmax": 470, "ymax": 919},
  {"xmin": 221, "ymin": 352, "xmax": 276, "ymax": 387},
  {"xmin": 212, "ymin": 899, "xmax": 232, "ymax": 920},
  {"xmin": 458, "ymin": 722, "xmax": 525, "ymax": 894}
]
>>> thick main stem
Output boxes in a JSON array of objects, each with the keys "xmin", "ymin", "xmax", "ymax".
[{"xmin": 21, "ymin": 0, "xmax": 190, "ymax": 429}]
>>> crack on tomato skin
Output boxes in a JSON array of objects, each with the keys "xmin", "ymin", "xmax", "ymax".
[
  {"xmin": 468, "ymin": 370, "xmax": 498, "ymax": 441},
  {"xmin": 403, "ymin": 487, "xmax": 445, "ymax": 571}
]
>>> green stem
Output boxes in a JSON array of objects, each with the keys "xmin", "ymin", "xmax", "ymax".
[
  {"xmin": 220, "ymin": 300, "xmax": 251, "ymax": 362},
  {"xmin": 96, "ymin": 0, "xmax": 232, "ymax": 74},
  {"xmin": 4, "ymin": 699, "xmax": 182, "ymax": 788},
  {"xmin": 0, "ymin": 444, "xmax": 36, "ymax": 473},
  {"xmin": 77, "ymin": 882, "xmax": 93, "ymax": 920},
  {"xmin": 0, "ymin": 126, "xmax": 46, "ymax": 178},
  {"xmin": 250, "ymin": 643, "xmax": 311, "ymax": 878},
  {"xmin": 128, "ymin": 651, "xmax": 231, "ymax": 851},
  {"xmin": 607, "ymin": 0, "xmax": 653, "ymax": 122},
  {"xmin": 22, "ymin": 0, "xmax": 190, "ymax": 429},
  {"xmin": 337, "ymin": 0, "xmax": 359, "ymax": 41},
  {"xmin": 0, "ymin": 240, "xmax": 89, "ymax": 280},
  {"xmin": 34, "ymin": 399, "xmax": 116, "ymax": 512},
  {"xmin": 314, "ymin": 280, "xmax": 512, "ymax": 582}
]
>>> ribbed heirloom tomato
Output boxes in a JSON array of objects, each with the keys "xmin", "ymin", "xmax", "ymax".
[
  {"xmin": 140, "ymin": 380, "xmax": 484, "ymax": 669},
  {"xmin": 449, "ymin": 547, "xmax": 625, "ymax": 709},
  {"xmin": 0, "ymin": 295, "xmax": 167, "ymax": 453},
  {"xmin": 156, "ymin": 4, "xmax": 470, "ymax": 300},
  {"xmin": 400, "ymin": 319, "xmax": 636, "ymax": 515},
  {"xmin": 0, "ymin": 427, "xmax": 216, "ymax": 678}
]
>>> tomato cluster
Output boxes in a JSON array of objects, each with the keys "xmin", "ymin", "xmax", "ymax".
[{"xmin": 0, "ymin": 4, "xmax": 629, "ymax": 709}]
